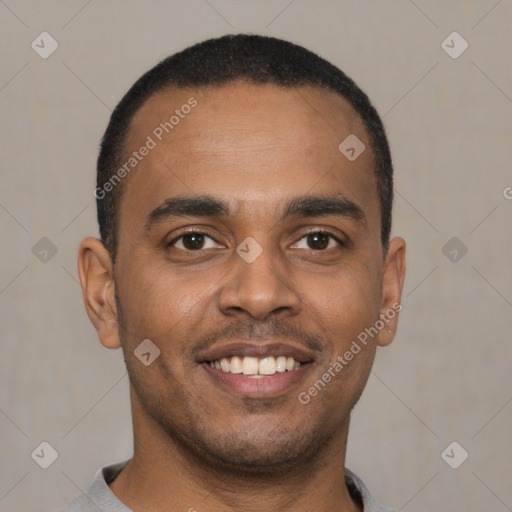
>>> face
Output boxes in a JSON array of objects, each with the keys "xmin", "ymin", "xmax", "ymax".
[{"xmin": 80, "ymin": 82, "xmax": 405, "ymax": 474}]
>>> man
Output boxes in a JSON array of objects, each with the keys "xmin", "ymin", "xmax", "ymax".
[{"xmin": 62, "ymin": 34, "xmax": 405, "ymax": 512}]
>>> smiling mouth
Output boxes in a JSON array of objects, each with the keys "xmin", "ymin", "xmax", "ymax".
[{"xmin": 205, "ymin": 355, "xmax": 307, "ymax": 378}]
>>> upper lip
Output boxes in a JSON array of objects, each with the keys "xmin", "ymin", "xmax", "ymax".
[{"xmin": 197, "ymin": 341, "xmax": 317, "ymax": 364}]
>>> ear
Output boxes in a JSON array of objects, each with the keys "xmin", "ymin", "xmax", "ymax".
[
  {"xmin": 377, "ymin": 236, "xmax": 406, "ymax": 347},
  {"xmin": 77, "ymin": 237, "xmax": 121, "ymax": 349}
]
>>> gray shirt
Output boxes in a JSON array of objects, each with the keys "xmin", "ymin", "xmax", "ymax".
[{"xmin": 58, "ymin": 459, "xmax": 396, "ymax": 512}]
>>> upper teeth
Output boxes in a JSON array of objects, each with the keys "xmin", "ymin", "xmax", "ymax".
[{"xmin": 209, "ymin": 356, "xmax": 301, "ymax": 376}]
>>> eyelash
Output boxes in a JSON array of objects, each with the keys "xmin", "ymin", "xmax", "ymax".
[{"xmin": 167, "ymin": 228, "xmax": 347, "ymax": 251}]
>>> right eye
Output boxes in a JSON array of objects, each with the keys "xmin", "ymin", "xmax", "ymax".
[{"xmin": 168, "ymin": 231, "xmax": 220, "ymax": 251}]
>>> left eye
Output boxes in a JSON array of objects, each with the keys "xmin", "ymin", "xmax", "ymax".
[{"xmin": 292, "ymin": 232, "xmax": 342, "ymax": 251}]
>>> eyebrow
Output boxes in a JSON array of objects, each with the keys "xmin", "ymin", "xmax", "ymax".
[{"xmin": 143, "ymin": 194, "xmax": 366, "ymax": 232}]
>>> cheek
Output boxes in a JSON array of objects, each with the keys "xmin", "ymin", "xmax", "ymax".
[
  {"xmin": 304, "ymin": 257, "xmax": 382, "ymax": 338},
  {"xmin": 115, "ymin": 262, "xmax": 170, "ymax": 340},
  {"xmin": 302, "ymin": 267, "xmax": 379, "ymax": 407},
  {"xmin": 115, "ymin": 259, "xmax": 212, "ymax": 351}
]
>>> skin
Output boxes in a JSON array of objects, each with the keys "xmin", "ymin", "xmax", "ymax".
[{"xmin": 78, "ymin": 82, "xmax": 406, "ymax": 512}]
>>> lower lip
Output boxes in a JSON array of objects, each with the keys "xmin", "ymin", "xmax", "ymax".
[{"xmin": 202, "ymin": 362, "xmax": 313, "ymax": 398}]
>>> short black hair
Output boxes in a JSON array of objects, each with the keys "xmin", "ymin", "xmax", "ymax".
[{"xmin": 96, "ymin": 34, "xmax": 393, "ymax": 261}]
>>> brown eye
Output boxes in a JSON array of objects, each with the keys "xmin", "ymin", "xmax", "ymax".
[
  {"xmin": 169, "ymin": 232, "xmax": 218, "ymax": 251},
  {"xmin": 307, "ymin": 232, "xmax": 330, "ymax": 250},
  {"xmin": 292, "ymin": 231, "xmax": 344, "ymax": 251},
  {"xmin": 181, "ymin": 233, "xmax": 205, "ymax": 250}
]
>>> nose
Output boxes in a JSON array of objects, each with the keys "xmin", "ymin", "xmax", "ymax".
[{"xmin": 217, "ymin": 240, "xmax": 302, "ymax": 322}]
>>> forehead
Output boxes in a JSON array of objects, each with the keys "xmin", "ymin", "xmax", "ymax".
[
  {"xmin": 118, "ymin": 82, "xmax": 379, "ymax": 233},
  {"xmin": 127, "ymin": 82, "xmax": 367, "ymax": 154}
]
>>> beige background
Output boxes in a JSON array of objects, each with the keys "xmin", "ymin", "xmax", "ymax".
[{"xmin": 1, "ymin": 1, "xmax": 511, "ymax": 511}]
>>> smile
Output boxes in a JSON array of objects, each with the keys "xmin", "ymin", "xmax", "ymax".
[
  {"xmin": 202, "ymin": 359, "xmax": 314, "ymax": 398},
  {"xmin": 207, "ymin": 355, "xmax": 302, "ymax": 377}
]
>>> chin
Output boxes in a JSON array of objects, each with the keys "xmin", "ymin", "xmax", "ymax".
[{"xmin": 168, "ymin": 420, "xmax": 332, "ymax": 478}]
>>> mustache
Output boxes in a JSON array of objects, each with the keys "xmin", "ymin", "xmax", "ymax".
[{"xmin": 190, "ymin": 319, "xmax": 324, "ymax": 357}]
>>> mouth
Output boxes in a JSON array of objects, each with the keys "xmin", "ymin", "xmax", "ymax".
[
  {"xmin": 198, "ymin": 342, "xmax": 316, "ymax": 398},
  {"xmin": 206, "ymin": 355, "xmax": 303, "ymax": 377}
]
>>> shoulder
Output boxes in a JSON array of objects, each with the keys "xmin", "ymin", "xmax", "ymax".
[
  {"xmin": 344, "ymin": 467, "xmax": 397, "ymax": 512},
  {"xmin": 57, "ymin": 460, "xmax": 131, "ymax": 512},
  {"xmin": 57, "ymin": 493, "xmax": 101, "ymax": 512}
]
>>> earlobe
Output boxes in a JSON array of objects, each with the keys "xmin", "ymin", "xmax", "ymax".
[
  {"xmin": 378, "ymin": 236, "xmax": 406, "ymax": 347},
  {"xmin": 77, "ymin": 237, "xmax": 121, "ymax": 349}
]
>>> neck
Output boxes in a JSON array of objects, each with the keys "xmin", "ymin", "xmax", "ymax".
[{"xmin": 109, "ymin": 392, "xmax": 361, "ymax": 512}]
